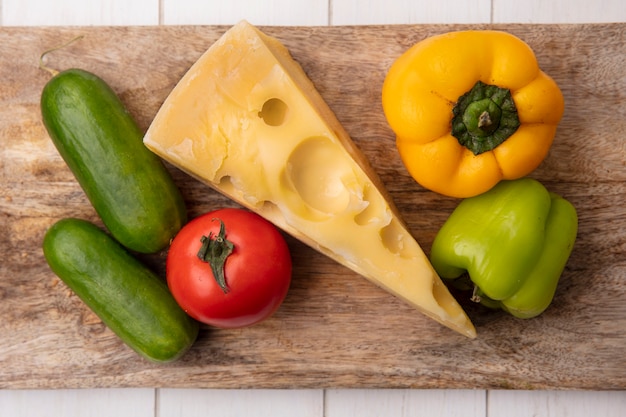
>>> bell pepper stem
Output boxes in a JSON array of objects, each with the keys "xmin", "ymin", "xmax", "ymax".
[
  {"xmin": 471, "ymin": 285, "xmax": 482, "ymax": 303},
  {"xmin": 478, "ymin": 111, "xmax": 492, "ymax": 129},
  {"xmin": 451, "ymin": 80, "xmax": 521, "ymax": 155}
]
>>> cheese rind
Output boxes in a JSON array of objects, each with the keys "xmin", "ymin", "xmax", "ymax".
[{"xmin": 144, "ymin": 20, "xmax": 476, "ymax": 338}]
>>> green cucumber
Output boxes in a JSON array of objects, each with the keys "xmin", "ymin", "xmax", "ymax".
[
  {"xmin": 43, "ymin": 218, "xmax": 199, "ymax": 363},
  {"xmin": 41, "ymin": 68, "xmax": 187, "ymax": 254}
]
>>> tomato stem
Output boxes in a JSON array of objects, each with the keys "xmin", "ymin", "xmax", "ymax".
[{"xmin": 197, "ymin": 219, "xmax": 234, "ymax": 293}]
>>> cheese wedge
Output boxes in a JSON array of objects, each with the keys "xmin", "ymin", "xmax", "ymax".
[{"xmin": 144, "ymin": 20, "xmax": 476, "ymax": 338}]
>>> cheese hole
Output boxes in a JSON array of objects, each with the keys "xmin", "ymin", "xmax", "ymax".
[
  {"xmin": 380, "ymin": 218, "xmax": 415, "ymax": 259},
  {"xmin": 286, "ymin": 136, "xmax": 353, "ymax": 215},
  {"xmin": 258, "ymin": 98, "xmax": 288, "ymax": 126},
  {"xmin": 354, "ymin": 184, "xmax": 385, "ymax": 226},
  {"xmin": 217, "ymin": 175, "xmax": 235, "ymax": 193}
]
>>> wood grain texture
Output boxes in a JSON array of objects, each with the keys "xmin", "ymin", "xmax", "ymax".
[{"xmin": 0, "ymin": 24, "xmax": 624, "ymax": 390}]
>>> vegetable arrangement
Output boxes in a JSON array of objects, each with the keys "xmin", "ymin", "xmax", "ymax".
[
  {"xmin": 40, "ymin": 57, "xmax": 294, "ymax": 359},
  {"xmin": 40, "ymin": 67, "xmax": 199, "ymax": 362},
  {"xmin": 383, "ymin": 30, "xmax": 577, "ymax": 319},
  {"xmin": 38, "ymin": 26, "xmax": 578, "ymax": 360}
]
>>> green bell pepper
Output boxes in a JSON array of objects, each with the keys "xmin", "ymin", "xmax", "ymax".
[{"xmin": 430, "ymin": 178, "xmax": 578, "ymax": 318}]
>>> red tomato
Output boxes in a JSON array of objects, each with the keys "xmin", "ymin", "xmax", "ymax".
[{"xmin": 166, "ymin": 208, "xmax": 292, "ymax": 328}]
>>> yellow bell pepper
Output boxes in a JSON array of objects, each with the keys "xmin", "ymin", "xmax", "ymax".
[{"xmin": 382, "ymin": 30, "xmax": 564, "ymax": 198}]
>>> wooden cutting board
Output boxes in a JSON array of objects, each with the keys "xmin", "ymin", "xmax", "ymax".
[{"xmin": 1, "ymin": 23, "xmax": 624, "ymax": 390}]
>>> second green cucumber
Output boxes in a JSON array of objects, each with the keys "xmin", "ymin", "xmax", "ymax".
[{"xmin": 43, "ymin": 218, "xmax": 199, "ymax": 362}]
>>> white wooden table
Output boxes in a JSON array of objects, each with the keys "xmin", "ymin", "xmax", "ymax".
[{"xmin": 1, "ymin": 1, "xmax": 625, "ymax": 416}]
